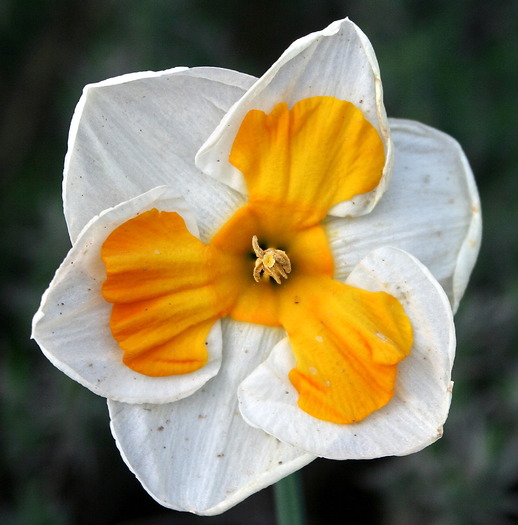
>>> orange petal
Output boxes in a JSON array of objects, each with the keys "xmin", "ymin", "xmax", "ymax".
[
  {"xmin": 279, "ymin": 276, "xmax": 412, "ymax": 423},
  {"xmin": 101, "ymin": 209, "xmax": 237, "ymax": 376},
  {"xmin": 229, "ymin": 96, "xmax": 385, "ymax": 230}
]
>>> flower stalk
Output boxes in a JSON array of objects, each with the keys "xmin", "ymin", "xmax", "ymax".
[{"xmin": 274, "ymin": 471, "xmax": 307, "ymax": 525}]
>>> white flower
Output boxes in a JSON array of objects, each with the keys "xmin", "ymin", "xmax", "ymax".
[{"xmin": 32, "ymin": 18, "xmax": 481, "ymax": 515}]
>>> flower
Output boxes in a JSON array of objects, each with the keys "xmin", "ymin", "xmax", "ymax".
[{"xmin": 32, "ymin": 18, "xmax": 481, "ymax": 515}]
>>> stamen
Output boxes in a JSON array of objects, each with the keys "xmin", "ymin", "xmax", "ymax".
[{"xmin": 252, "ymin": 236, "xmax": 291, "ymax": 284}]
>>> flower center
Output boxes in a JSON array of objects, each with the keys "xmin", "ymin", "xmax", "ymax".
[{"xmin": 252, "ymin": 235, "xmax": 291, "ymax": 284}]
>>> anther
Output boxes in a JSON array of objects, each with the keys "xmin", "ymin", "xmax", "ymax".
[{"xmin": 252, "ymin": 236, "xmax": 291, "ymax": 284}]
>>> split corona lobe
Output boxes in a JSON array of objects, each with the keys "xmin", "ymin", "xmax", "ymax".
[{"xmin": 101, "ymin": 95, "xmax": 413, "ymax": 424}]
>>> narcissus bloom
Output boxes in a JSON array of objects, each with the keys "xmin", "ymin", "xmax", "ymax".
[{"xmin": 32, "ymin": 18, "xmax": 481, "ymax": 515}]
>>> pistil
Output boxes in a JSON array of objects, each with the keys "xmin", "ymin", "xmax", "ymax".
[{"xmin": 252, "ymin": 236, "xmax": 291, "ymax": 284}]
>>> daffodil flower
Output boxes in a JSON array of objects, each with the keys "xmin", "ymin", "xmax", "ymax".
[{"xmin": 32, "ymin": 18, "xmax": 481, "ymax": 515}]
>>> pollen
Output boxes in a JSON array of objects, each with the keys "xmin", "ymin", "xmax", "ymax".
[{"xmin": 252, "ymin": 236, "xmax": 291, "ymax": 284}]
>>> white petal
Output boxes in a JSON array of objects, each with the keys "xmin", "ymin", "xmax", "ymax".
[
  {"xmin": 32, "ymin": 186, "xmax": 223, "ymax": 404},
  {"xmin": 64, "ymin": 67, "xmax": 256, "ymax": 243},
  {"xmin": 238, "ymin": 247, "xmax": 455, "ymax": 459},
  {"xmin": 196, "ymin": 18, "xmax": 392, "ymax": 218},
  {"xmin": 108, "ymin": 320, "xmax": 314, "ymax": 515},
  {"xmin": 326, "ymin": 118, "xmax": 482, "ymax": 311}
]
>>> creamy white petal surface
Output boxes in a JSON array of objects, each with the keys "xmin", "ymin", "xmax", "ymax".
[
  {"xmin": 63, "ymin": 67, "xmax": 255, "ymax": 244},
  {"xmin": 108, "ymin": 321, "xmax": 314, "ymax": 515},
  {"xmin": 326, "ymin": 119, "xmax": 481, "ymax": 310},
  {"xmin": 32, "ymin": 187, "xmax": 223, "ymax": 404},
  {"xmin": 196, "ymin": 17, "xmax": 393, "ymax": 218},
  {"xmin": 238, "ymin": 247, "xmax": 455, "ymax": 459}
]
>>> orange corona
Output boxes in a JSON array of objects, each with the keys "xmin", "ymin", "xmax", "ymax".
[{"xmin": 101, "ymin": 96, "xmax": 413, "ymax": 424}]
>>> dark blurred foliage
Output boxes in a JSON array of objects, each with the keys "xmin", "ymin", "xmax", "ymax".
[{"xmin": 1, "ymin": 0, "xmax": 517, "ymax": 524}]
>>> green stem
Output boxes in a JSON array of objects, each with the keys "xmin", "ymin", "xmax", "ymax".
[{"xmin": 273, "ymin": 471, "xmax": 307, "ymax": 525}]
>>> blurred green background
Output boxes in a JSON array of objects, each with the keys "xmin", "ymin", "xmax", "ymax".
[{"xmin": 1, "ymin": 0, "xmax": 517, "ymax": 524}]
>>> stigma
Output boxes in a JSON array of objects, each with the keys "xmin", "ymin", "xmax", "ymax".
[{"xmin": 252, "ymin": 236, "xmax": 291, "ymax": 284}]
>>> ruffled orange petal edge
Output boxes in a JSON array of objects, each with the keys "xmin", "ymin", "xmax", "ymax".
[{"xmin": 101, "ymin": 209, "xmax": 237, "ymax": 376}]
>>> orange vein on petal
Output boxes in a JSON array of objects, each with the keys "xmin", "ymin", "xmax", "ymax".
[
  {"xmin": 279, "ymin": 277, "xmax": 413, "ymax": 424},
  {"xmin": 229, "ymin": 96, "xmax": 385, "ymax": 230},
  {"xmin": 101, "ymin": 209, "xmax": 239, "ymax": 376}
]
